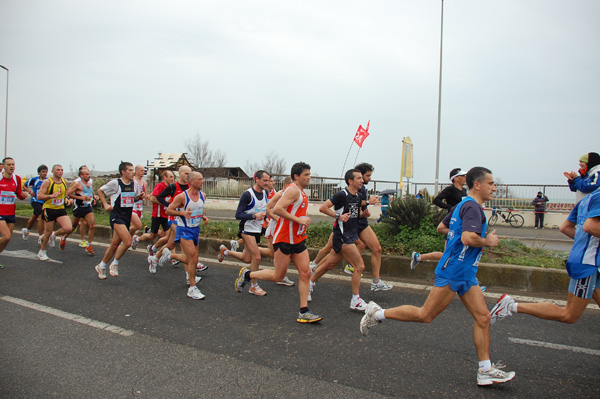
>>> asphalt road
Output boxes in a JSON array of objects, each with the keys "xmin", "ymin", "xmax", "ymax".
[{"xmin": 1, "ymin": 235, "xmax": 598, "ymax": 398}]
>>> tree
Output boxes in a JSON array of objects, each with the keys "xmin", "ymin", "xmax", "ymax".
[
  {"xmin": 184, "ymin": 133, "xmax": 228, "ymax": 168},
  {"xmin": 243, "ymin": 151, "xmax": 287, "ymax": 178}
]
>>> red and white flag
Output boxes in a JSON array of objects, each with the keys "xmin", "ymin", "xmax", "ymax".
[{"xmin": 353, "ymin": 120, "xmax": 370, "ymax": 148}]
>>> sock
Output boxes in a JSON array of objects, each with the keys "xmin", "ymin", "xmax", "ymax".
[
  {"xmin": 509, "ymin": 303, "xmax": 518, "ymax": 313},
  {"xmin": 224, "ymin": 249, "xmax": 229, "ymax": 256},
  {"xmin": 24, "ymin": 228, "xmax": 29, "ymax": 233},
  {"xmin": 373, "ymin": 278, "xmax": 380, "ymax": 284},
  {"xmin": 112, "ymin": 259, "xmax": 119, "ymax": 266},
  {"xmin": 375, "ymin": 309, "xmax": 386, "ymax": 321},
  {"xmin": 185, "ymin": 271, "xmax": 189, "ymax": 279},
  {"xmin": 479, "ymin": 360, "xmax": 492, "ymax": 372},
  {"xmin": 250, "ymin": 281, "xmax": 258, "ymax": 288},
  {"xmin": 244, "ymin": 270, "xmax": 252, "ymax": 281},
  {"xmin": 300, "ymin": 307, "xmax": 309, "ymax": 314},
  {"xmin": 352, "ymin": 294, "xmax": 359, "ymax": 301},
  {"xmin": 100, "ymin": 261, "xmax": 108, "ymax": 269},
  {"xmin": 151, "ymin": 245, "xmax": 156, "ymax": 251}
]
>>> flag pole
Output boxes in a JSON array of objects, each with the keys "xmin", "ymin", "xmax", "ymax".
[{"xmin": 340, "ymin": 140, "xmax": 355, "ymax": 178}]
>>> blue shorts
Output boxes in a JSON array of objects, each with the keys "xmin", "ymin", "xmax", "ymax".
[
  {"xmin": 332, "ymin": 231, "xmax": 358, "ymax": 253},
  {"xmin": 0, "ymin": 214, "xmax": 16, "ymax": 224},
  {"xmin": 175, "ymin": 226, "xmax": 200, "ymax": 246},
  {"xmin": 568, "ymin": 270, "xmax": 600, "ymax": 299},
  {"xmin": 110, "ymin": 217, "xmax": 131, "ymax": 230},
  {"xmin": 434, "ymin": 275, "xmax": 479, "ymax": 296}
]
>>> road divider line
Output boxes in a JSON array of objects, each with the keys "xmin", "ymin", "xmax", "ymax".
[
  {"xmin": 509, "ymin": 338, "xmax": 600, "ymax": 356},
  {"xmin": 0, "ymin": 295, "xmax": 134, "ymax": 337}
]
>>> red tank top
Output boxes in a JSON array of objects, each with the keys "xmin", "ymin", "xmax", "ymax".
[{"xmin": 272, "ymin": 184, "xmax": 308, "ymax": 245}]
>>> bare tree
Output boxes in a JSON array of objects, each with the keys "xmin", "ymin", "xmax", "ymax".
[
  {"xmin": 184, "ymin": 133, "xmax": 227, "ymax": 168},
  {"xmin": 262, "ymin": 151, "xmax": 287, "ymax": 176},
  {"xmin": 213, "ymin": 149, "xmax": 227, "ymax": 168}
]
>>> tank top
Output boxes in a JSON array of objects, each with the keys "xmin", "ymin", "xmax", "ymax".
[
  {"xmin": 176, "ymin": 190, "xmax": 205, "ymax": 228},
  {"xmin": 43, "ymin": 177, "xmax": 68, "ymax": 210},
  {"xmin": 111, "ymin": 179, "xmax": 136, "ymax": 220},
  {"xmin": 242, "ymin": 188, "xmax": 268, "ymax": 234},
  {"xmin": 0, "ymin": 175, "xmax": 21, "ymax": 215},
  {"xmin": 74, "ymin": 178, "xmax": 94, "ymax": 208},
  {"xmin": 272, "ymin": 184, "xmax": 308, "ymax": 245}
]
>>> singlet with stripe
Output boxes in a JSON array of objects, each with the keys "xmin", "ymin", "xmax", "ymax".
[
  {"xmin": 176, "ymin": 190, "xmax": 205, "ymax": 228},
  {"xmin": 99, "ymin": 178, "xmax": 140, "ymax": 221},
  {"xmin": 272, "ymin": 184, "xmax": 308, "ymax": 245},
  {"xmin": 330, "ymin": 188, "xmax": 361, "ymax": 240},
  {"xmin": 25, "ymin": 176, "xmax": 45, "ymax": 204},
  {"xmin": 133, "ymin": 179, "xmax": 146, "ymax": 212},
  {"xmin": 0, "ymin": 174, "xmax": 22, "ymax": 215},
  {"xmin": 435, "ymin": 197, "xmax": 486, "ymax": 281},
  {"xmin": 240, "ymin": 188, "xmax": 268, "ymax": 234},
  {"xmin": 42, "ymin": 177, "xmax": 68, "ymax": 210},
  {"xmin": 565, "ymin": 189, "xmax": 600, "ymax": 279},
  {"xmin": 74, "ymin": 178, "xmax": 94, "ymax": 209}
]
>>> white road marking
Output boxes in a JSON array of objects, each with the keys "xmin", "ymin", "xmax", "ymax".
[
  {"xmin": 0, "ymin": 249, "xmax": 63, "ymax": 264},
  {"xmin": 1, "ymin": 295, "xmax": 134, "ymax": 337},
  {"xmin": 509, "ymin": 338, "xmax": 600, "ymax": 356}
]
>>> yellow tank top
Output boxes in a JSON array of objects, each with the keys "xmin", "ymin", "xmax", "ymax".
[{"xmin": 43, "ymin": 178, "xmax": 68, "ymax": 210}]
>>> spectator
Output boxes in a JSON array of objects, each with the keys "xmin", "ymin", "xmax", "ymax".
[
  {"xmin": 563, "ymin": 152, "xmax": 600, "ymax": 202},
  {"xmin": 415, "ymin": 190, "xmax": 425, "ymax": 200},
  {"xmin": 433, "ymin": 168, "xmax": 467, "ymax": 212},
  {"xmin": 531, "ymin": 191, "xmax": 549, "ymax": 229}
]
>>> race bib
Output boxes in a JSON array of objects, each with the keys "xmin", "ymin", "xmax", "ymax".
[
  {"xmin": 134, "ymin": 201, "xmax": 143, "ymax": 211},
  {"xmin": 189, "ymin": 209, "xmax": 203, "ymax": 227},
  {"xmin": 120, "ymin": 192, "xmax": 135, "ymax": 207},
  {"xmin": 0, "ymin": 191, "xmax": 16, "ymax": 205},
  {"xmin": 52, "ymin": 198, "xmax": 64, "ymax": 206}
]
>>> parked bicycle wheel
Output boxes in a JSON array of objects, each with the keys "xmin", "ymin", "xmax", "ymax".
[
  {"xmin": 488, "ymin": 214, "xmax": 498, "ymax": 227},
  {"xmin": 509, "ymin": 214, "xmax": 524, "ymax": 228}
]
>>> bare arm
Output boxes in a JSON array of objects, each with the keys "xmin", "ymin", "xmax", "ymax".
[
  {"xmin": 166, "ymin": 193, "xmax": 188, "ymax": 218},
  {"xmin": 583, "ymin": 217, "xmax": 600, "ymax": 238},
  {"xmin": 274, "ymin": 187, "xmax": 309, "ymax": 226},
  {"xmin": 266, "ymin": 191, "xmax": 283, "ymax": 220},
  {"xmin": 462, "ymin": 229, "xmax": 498, "ymax": 248},
  {"xmin": 36, "ymin": 179, "xmax": 54, "ymax": 201},
  {"xmin": 437, "ymin": 221, "xmax": 449, "ymax": 235},
  {"xmin": 560, "ymin": 219, "xmax": 576, "ymax": 239}
]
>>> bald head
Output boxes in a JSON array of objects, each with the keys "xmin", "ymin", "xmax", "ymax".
[{"xmin": 178, "ymin": 165, "xmax": 192, "ymax": 184}]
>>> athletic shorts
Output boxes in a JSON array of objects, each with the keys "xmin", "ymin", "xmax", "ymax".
[
  {"xmin": 168, "ymin": 219, "xmax": 177, "ymax": 228},
  {"xmin": 0, "ymin": 214, "xmax": 16, "ymax": 224},
  {"xmin": 175, "ymin": 226, "xmax": 200, "ymax": 246},
  {"xmin": 110, "ymin": 217, "xmax": 131, "ymax": 230},
  {"xmin": 434, "ymin": 276, "xmax": 479, "ymax": 296},
  {"xmin": 274, "ymin": 241, "xmax": 307, "ymax": 255},
  {"xmin": 43, "ymin": 208, "xmax": 68, "ymax": 222},
  {"xmin": 568, "ymin": 270, "xmax": 600, "ymax": 299},
  {"xmin": 239, "ymin": 230, "xmax": 262, "ymax": 244},
  {"xmin": 31, "ymin": 202, "xmax": 43, "ymax": 217},
  {"xmin": 358, "ymin": 219, "xmax": 369, "ymax": 234},
  {"xmin": 73, "ymin": 206, "xmax": 93, "ymax": 219},
  {"xmin": 332, "ymin": 231, "xmax": 358, "ymax": 253},
  {"xmin": 133, "ymin": 209, "xmax": 143, "ymax": 218},
  {"xmin": 150, "ymin": 217, "xmax": 169, "ymax": 234}
]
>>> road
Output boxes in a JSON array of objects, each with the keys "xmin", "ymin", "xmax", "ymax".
[{"xmin": 1, "ymin": 236, "xmax": 598, "ymax": 398}]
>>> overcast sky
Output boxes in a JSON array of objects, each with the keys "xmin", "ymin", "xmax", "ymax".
[{"xmin": 0, "ymin": 0, "xmax": 597, "ymax": 185}]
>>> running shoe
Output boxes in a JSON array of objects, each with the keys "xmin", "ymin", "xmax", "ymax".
[
  {"xmin": 490, "ymin": 294, "xmax": 514, "ymax": 325},
  {"xmin": 144, "ymin": 226, "xmax": 150, "ymax": 234},
  {"xmin": 59, "ymin": 237, "xmax": 66, "ymax": 250},
  {"xmin": 308, "ymin": 281, "xmax": 315, "ymax": 302},
  {"xmin": 187, "ymin": 286, "xmax": 206, "ymax": 300},
  {"xmin": 344, "ymin": 264, "xmax": 363, "ymax": 277},
  {"xmin": 171, "ymin": 259, "xmax": 180, "ymax": 266},
  {"xmin": 22, "ymin": 228, "xmax": 29, "ymax": 241},
  {"xmin": 37, "ymin": 250, "xmax": 49, "ymax": 261},
  {"xmin": 148, "ymin": 255, "xmax": 158, "ymax": 274},
  {"xmin": 0, "ymin": 263, "xmax": 3, "ymax": 269},
  {"xmin": 49, "ymin": 232, "xmax": 56, "ymax": 248},
  {"xmin": 371, "ymin": 280, "xmax": 393, "ymax": 291},
  {"xmin": 360, "ymin": 301, "xmax": 382, "ymax": 336},
  {"xmin": 297, "ymin": 310, "xmax": 323, "ymax": 323},
  {"xmin": 217, "ymin": 244, "xmax": 227, "ymax": 262},
  {"xmin": 235, "ymin": 266, "xmax": 250, "ymax": 292},
  {"xmin": 95, "ymin": 264, "xmax": 107, "ymax": 280},
  {"xmin": 37, "ymin": 236, "xmax": 42, "ymax": 245},
  {"xmin": 249, "ymin": 285, "xmax": 267, "ymax": 296},
  {"xmin": 410, "ymin": 252, "xmax": 421, "ymax": 270},
  {"xmin": 109, "ymin": 263, "xmax": 119, "ymax": 277},
  {"xmin": 79, "ymin": 240, "xmax": 88, "ymax": 248},
  {"xmin": 147, "ymin": 244, "xmax": 155, "ymax": 256},
  {"xmin": 159, "ymin": 248, "xmax": 172, "ymax": 266},
  {"xmin": 131, "ymin": 234, "xmax": 139, "ymax": 250},
  {"xmin": 196, "ymin": 262, "xmax": 208, "ymax": 272},
  {"xmin": 477, "ymin": 362, "xmax": 516, "ymax": 386},
  {"xmin": 276, "ymin": 276, "xmax": 295, "ymax": 286},
  {"xmin": 186, "ymin": 274, "xmax": 202, "ymax": 286},
  {"xmin": 230, "ymin": 239, "xmax": 239, "ymax": 252},
  {"xmin": 350, "ymin": 296, "xmax": 367, "ymax": 311},
  {"xmin": 309, "ymin": 261, "xmax": 317, "ymax": 275},
  {"xmin": 85, "ymin": 245, "xmax": 95, "ymax": 256}
]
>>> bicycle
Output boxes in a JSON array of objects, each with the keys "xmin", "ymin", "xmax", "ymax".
[{"xmin": 488, "ymin": 207, "xmax": 524, "ymax": 228}]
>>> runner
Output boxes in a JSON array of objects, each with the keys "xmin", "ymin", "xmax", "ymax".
[
  {"xmin": 234, "ymin": 162, "xmax": 322, "ymax": 322},
  {"xmin": 37, "ymin": 164, "xmax": 73, "ymax": 261},
  {"xmin": 359, "ymin": 167, "xmax": 516, "ymax": 386},
  {"xmin": 94, "ymin": 162, "xmax": 144, "ymax": 279},
  {"xmin": 310, "ymin": 169, "xmax": 369, "ymax": 311},
  {"xmin": 129, "ymin": 164, "xmax": 147, "ymax": 249},
  {"xmin": 219, "ymin": 170, "xmax": 270, "ymax": 296},
  {"xmin": 166, "ymin": 171, "xmax": 209, "ymax": 299},
  {"xmin": 60, "ymin": 165, "xmax": 98, "ymax": 255},
  {"xmin": 0, "ymin": 158, "xmax": 28, "ymax": 264},
  {"xmin": 22, "ymin": 164, "xmax": 48, "ymax": 244},
  {"xmin": 490, "ymin": 186, "xmax": 600, "ymax": 326}
]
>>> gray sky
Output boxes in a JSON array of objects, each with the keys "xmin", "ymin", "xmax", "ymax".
[{"xmin": 0, "ymin": 0, "xmax": 598, "ymax": 185}]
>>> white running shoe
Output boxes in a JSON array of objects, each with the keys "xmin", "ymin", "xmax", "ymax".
[
  {"xmin": 410, "ymin": 252, "xmax": 421, "ymax": 270},
  {"xmin": 148, "ymin": 255, "xmax": 158, "ymax": 274},
  {"xmin": 187, "ymin": 286, "xmax": 205, "ymax": 300},
  {"xmin": 371, "ymin": 280, "xmax": 393, "ymax": 291},
  {"xmin": 350, "ymin": 296, "xmax": 367, "ymax": 311},
  {"xmin": 159, "ymin": 248, "xmax": 172, "ymax": 266},
  {"xmin": 217, "ymin": 244, "xmax": 227, "ymax": 262},
  {"xmin": 196, "ymin": 262, "xmax": 208, "ymax": 272},
  {"xmin": 109, "ymin": 263, "xmax": 119, "ymax": 277},
  {"xmin": 477, "ymin": 362, "xmax": 516, "ymax": 385},
  {"xmin": 276, "ymin": 276, "xmax": 295, "ymax": 286},
  {"xmin": 37, "ymin": 250, "xmax": 49, "ymax": 261},
  {"xmin": 95, "ymin": 264, "xmax": 107, "ymax": 280},
  {"xmin": 186, "ymin": 273, "xmax": 202, "ymax": 286},
  {"xmin": 230, "ymin": 239, "xmax": 239, "ymax": 252},
  {"xmin": 22, "ymin": 228, "xmax": 29, "ymax": 241},
  {"xmin": 131, "ymin": 234, "xmax": 139, "ymax": 250},
  {"xmin": 360, "ymin": 301, "xmax": 382, "ymax": 336},
  {"xmin": 490, "ymin": 294, "xmax": 514, "ymax": 325},
  {"xmin": 49, "ymin": 232, "xmax": 56, "ymax": 248},
  {"xmin": 309, "ymin": 261, "xmax": 317, "ymax": 275}
]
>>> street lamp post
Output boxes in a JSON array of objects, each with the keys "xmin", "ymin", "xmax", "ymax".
[
  {"xmin": 434, "ymin": 1, "xmax": 444, "ymax": 195},
  {"xmin": 0, "ymin": 65, "xmax": 8, "ymax": 159}
]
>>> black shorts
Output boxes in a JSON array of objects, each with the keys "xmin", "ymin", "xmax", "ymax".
[
  {"xmin": 273, "ymin": 241, "xmax": 307, "ymax": 255},
  {"xmin": 73, "ymin": 206, "xmax": 93, "ymax": 219},
  {"xmin": 0, "ymin": 214, "xmax": 16, "ymax": 224},
  {"xmin": 332, "ymin": 232, "xmax": 358, "ymax": 253},
  {"xmin": 110, "ymin": 217, "xmax": 131, "ymax": 230},
  {"xmin": 358, "ymin": 219, "xmax": 369, "ymax": 234},
  {"xmin": 31, "ymin": 202, "xmax": 43, "ymax": 217},
  {"xmin": 150, "ymin": 217, "xmax": 169, "ymax": 234},
  {"xmin": 43, "ymin": 208, "xmax": 68, "ymax": 222},
  {"xmin": 238, "ymin": 230, "xmax": 262, "ymax": 244}
]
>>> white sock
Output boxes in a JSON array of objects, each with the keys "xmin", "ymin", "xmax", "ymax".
[
  {"xmin": 224, "ymin": 249, "xmax": 229, "ymax": 256},
  {"xmin": 352, "ymin": 294, "xmax": 359, "ymax": 301},
  {"xmin": 151, "ymin": 245, "xmax": 156, "ymax": 251},
  {"xmin": 251, "ymin": 282, "xmax": 258, "ymax": 288},
  {"xmin": 375, "ymin": 309, "xmax": 386, "ymax": 321},
  {"xmin": 373, "ymin": 278, "xmax": 380, "ymax": 284},
  {"xmin": 100, "ymin": 261, "xmax": 108, "ymax": 269},
  {"xmin": 479, "ymin": 360, "xmax": 492, "ymax": 372},
  {"xmin": 509, "ymin": 303, "xmax": 518, "ymax": 313},
  {"xmin": 111, "ymin": 259, "xmax": 119, "ymax": 266}
]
